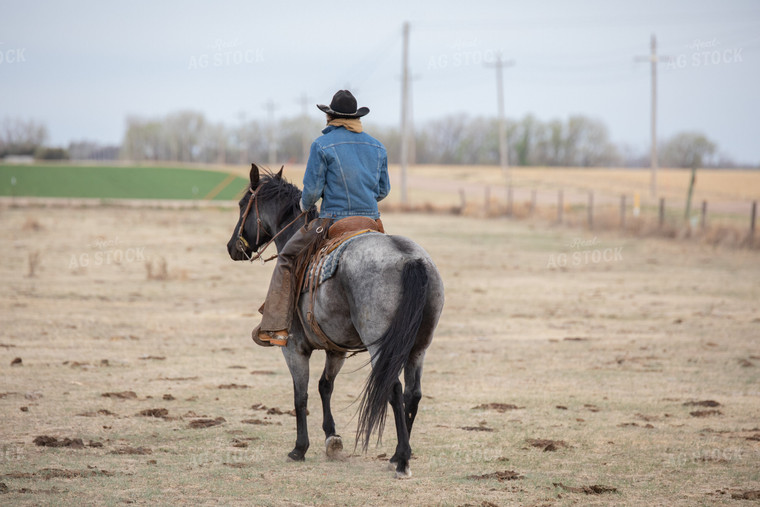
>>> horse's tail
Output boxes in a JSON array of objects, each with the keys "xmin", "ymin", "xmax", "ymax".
[{"xmin": 356, "ymin": 258, "xmax": 428, "ymax": 452}]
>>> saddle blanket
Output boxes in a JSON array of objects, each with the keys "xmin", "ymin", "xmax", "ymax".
[{"xmin": 302, "ymin": 231, "xmax": 382, "ymax": 292}]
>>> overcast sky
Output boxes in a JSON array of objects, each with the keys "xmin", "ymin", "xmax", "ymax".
[{"xmin": 2, "ymin": 0, "xmax": 759, "ymax": 164}]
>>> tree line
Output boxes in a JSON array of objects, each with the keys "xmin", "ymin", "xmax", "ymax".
[{"xmin": 0, "ymin": 112, "xmax": 742, "ymax": 168}]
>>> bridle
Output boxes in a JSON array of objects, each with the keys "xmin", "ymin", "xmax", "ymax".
[{"xmin": 236, "ymin": 186, "xmax": 308, "ymax": 263}]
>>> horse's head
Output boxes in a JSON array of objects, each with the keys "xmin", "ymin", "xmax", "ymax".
[{"xmin": 226, "ymin": 163, "xmax": 302, "ymax": 261}]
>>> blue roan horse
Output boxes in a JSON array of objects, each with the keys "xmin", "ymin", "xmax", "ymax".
[{"xmin": 226, "ymin": 164, "xmax": 444, "ymax": 478}]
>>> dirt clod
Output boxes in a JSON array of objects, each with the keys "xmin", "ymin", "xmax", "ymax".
[
  {"xmin": 101, "ymin": 391, "xmax": 137, "ymax": 400},
  {"xmin": 137, "ymin": 408, "xmax": 169, "ymax": 418},
  {"xmin": 110, "ymin": 446, "xmax": 152, "ymax": 455},
  {"xmin": 3, "ymin": 468, "xmax": 113, "ymax": 480},
  {"xmin": 554, "ymin": 482, "xmax": 618, "ymax": 494},
  {"xmin": 188, "ymin": 417, "xmax": 226, "ymax": 428},
  {"xmin": 731, "ymin": 490, "xmax": 760, "ymax": 500},
  {"xmin": 10, "ymin": 357, "xmax": 22, "ymax": 366},
  {"xmin": 77, "ymin": 409, "xmax": 118, "ymax": 417},
  {"xmin": 690, "ymin": 410, "xmax": 722, "ymax": 417},
  {"xmin": 218, "ymin": 383, "xmax": 249, "ymax": 389},
  {"xmin": 33, "ymin": 436, "xmax": 85, "ymax": 449},
  {"xmin": 472, "ymin": 403, "xmax": 522, "ymax": 412},
  {"xmin": 526, "ymin": 439, "xmax": 570, "ymax": 451},
  {"xmin": 241, "ymin": 418, "xmax": 277, "ymax": 426},
  {"xmin": 467, "ymin": 470, "xmax": 524, "ymax": 481},
  {"xmin": 683, "ymin": 400, "xmax": 721, "ymax": 407}
]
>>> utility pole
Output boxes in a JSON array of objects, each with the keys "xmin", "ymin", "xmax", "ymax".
[
  {"xmin": 399, "ymin": 21, "xmax": 410, "ymax": 205},
  {"xmin": 485, "ymin": 52, "xmax": 514, "ymax": 185},
  {"xmin": 297, "ymin": 93, "xmax": 311, "ymax": 164},
  {"xmin": 263, "ymin": 100, "xmax": 278, "ymax": 167},
  {"xmin": 635, "ymin": 34, "xmax": 671, "ymax": 198}
]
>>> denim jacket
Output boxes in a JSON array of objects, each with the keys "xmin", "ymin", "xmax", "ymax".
[{"xmin": 299, "ymin": 125, "xmax": 390, "ymax": 219}]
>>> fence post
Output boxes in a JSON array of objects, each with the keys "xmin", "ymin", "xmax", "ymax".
[
  {"xmin": 557, "ymin": 189, "xmax": 563, "ymax": 224},
  {"xmin": 700, "ymin": 200, "xmax": 707, "ymax": 231},
  {"xmin": 659, "ymin": 197, "xmax": 665, "ymax": 228},
  {"xmin": 507, "ymin": 184, "xmax": 513, "ymax": 217},
  {"xmin": 530, "ymin": 189, "xmax": 536, "ymax": 216},
  {"xmin": 587, "ymin": 191, "xmax": 594, "ymax": 230},
  {"xmin": 620, "ymin": 194, "xmax": 626, "ymax": 229},
  {"xmin": 751, "ymin": 200, "xmax": 757, "ymax": 243}
]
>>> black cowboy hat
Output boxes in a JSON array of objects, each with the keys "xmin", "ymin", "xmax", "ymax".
[{"xmin": 317, "ymin": 90, "xmax": 369, "ymax": 118}]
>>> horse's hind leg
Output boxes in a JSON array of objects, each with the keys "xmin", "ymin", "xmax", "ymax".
[
  {"xmin": 403, "ymin": 352, "xmax": 425, "ymax": 436},
  {"xmin": 389, "ymin": 379, "xmax": 412, "ymax": 478},
  {"xmin": 319, "ymin": 351, "xmax": 346, "ymax": 459},
  {"xmin": 389, "ymin": 352, "xmax": 424, "ymax": 476}
]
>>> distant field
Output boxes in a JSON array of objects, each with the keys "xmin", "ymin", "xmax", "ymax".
[
  {"xmin": 257, "ymin": 163, "xmax": 760, "ymax": 215},
  {"xmin": 0, "ymin": 164, "xmax": 247, "ymax": 201},
  {"xmin": 2, "ymin": 163, "xmax": 757, "ymax": 209}
]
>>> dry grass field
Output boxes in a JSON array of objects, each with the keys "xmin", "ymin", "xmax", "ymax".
[
  {"xmin": 260, "ymin": 164, "xmax": 760, "ymax": 212},
  {"xmin": 1, "ymin": 200, "xmax": 759, "ymax": 505}
]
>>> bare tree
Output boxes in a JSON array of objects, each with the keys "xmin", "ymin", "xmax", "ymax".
[{"xmin": 0, "ymin": 117, "xmax": 48, "ymax": 156}]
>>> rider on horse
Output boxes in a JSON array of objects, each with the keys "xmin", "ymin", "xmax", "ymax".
[{"xmin": 256, "ymin": 90, "xmax": 390, "ymax": 346}]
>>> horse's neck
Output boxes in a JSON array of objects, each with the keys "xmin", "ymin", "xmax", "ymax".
[{"xmin": 272, "ymin": 208, "xmax": 309, "ymax": 252}]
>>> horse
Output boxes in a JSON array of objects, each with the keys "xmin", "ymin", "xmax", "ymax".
[{"xmin": 226, "ymin": 164, "xmax": 444, "ymax": 478}]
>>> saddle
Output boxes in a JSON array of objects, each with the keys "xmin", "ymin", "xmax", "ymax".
[{"xmin": 294, "ymin": 216, "xmax": 385, "ymax": 352}]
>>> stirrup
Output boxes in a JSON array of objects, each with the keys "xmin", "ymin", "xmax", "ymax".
[
  {"xmin": 252, "ymin": 326, "xmax": 273, "ymax": 347},
  {"xmin": 268, "ymin": 330, "xmax": 290, "ymax": 347}
]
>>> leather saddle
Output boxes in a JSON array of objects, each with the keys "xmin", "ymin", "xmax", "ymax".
[{"xmin": 294, "ymin": 216, "xmax": 385, "ymax": 352}]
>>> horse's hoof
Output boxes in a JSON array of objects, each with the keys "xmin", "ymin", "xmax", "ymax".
[
  {"xmin": 325, "ymin": 435, "xmax": 345, "ymax": 461},
  {"xmin": 395, "ymin": 466, "xmax": 412, "ymax": 479},
  {"xmin": 287, "ymin": 450, "xmax": 306, "ymax": 462}
]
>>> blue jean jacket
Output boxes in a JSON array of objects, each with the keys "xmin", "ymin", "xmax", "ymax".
[{"xmin": 299, "ymin": 125, "xmax": 390, "ymax": 219}]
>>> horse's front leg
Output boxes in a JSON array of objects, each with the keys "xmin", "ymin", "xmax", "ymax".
[
  {"xmin": 283, "ymin": 346, "xmax": 311, "ymax": 461},
  {"xmin": 319, "ymin": 351, "xmax": 346, "ymax": 459}
]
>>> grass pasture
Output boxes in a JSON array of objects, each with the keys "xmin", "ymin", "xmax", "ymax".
[
  {"xmin": 0, "ymin": 164, "xmax": 247, "ymax": 201},
  {"xmin": 1, "ymin": 203, "xmax": 759, "ymax": 506}
]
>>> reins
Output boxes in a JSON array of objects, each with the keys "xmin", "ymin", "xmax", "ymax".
[{"xmin": 236, "ymin": 186, "xmax": 308, "ymax": 263}]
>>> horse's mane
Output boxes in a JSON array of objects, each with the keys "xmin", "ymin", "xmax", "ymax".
[{"xmin": 253, "ymin": 168, "xmax": 315, "ymax": 225}]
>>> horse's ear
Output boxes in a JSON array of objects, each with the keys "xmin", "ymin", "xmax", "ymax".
[
  {"xmin": 250, "ymin": 163, "xmax": 260, "ymax": 188},
  {"xmin": 276, "ymin": 166, "xmax": 283, "ymax": 179}
]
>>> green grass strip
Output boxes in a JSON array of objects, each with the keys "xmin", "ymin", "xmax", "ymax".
[{"xmin": 0, "ymin": 165, "xmax": 248, "ymax": 200}]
